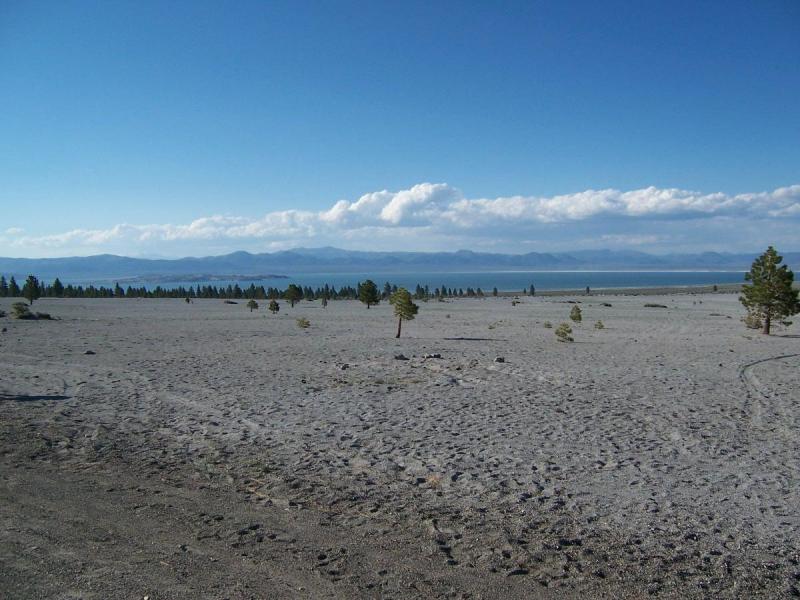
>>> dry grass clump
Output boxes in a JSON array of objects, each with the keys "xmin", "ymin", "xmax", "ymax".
[
  {"xmin": 543, "ymin": 321, "xmax": 553, "ymax": 329},
  {"xmin": 296, "ymin": 317, "xmax": 310, "ymax": 329},
  {"xmin": 594, "ymin": 320, "xmax": 604, "ymax": 330}
]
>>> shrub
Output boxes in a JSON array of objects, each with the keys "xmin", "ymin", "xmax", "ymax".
[
  {"xmin": 555, "ymin": 322, "xmax": 573, "ymax": 342},
  {"xmin": 743, "ymin": 312, "xmax": 762, "ymax": 329},
  {"xmin": 11, "ymin": 302, "xmax": 34, "ymax": 319},
  {"xmin": 569, "ymin": 305, "xmax": 582, "ymax": 323},
  {"xmin": 0, "ymin": 310, "xmax": 5, "ymax": 318},
  {"xmin": 594, "ymin": 320, "xmax": 604, "ymax": 329},
  {"xmin": 543, "ymin": 321, "xmax": 552, "ymax": 328},
  {"xmin": 268, "ymin": 300, "xmax": 280, "ymax": 314},
  {"xmin": 296, "ymin": 317, "xmax": 310, "ymax": 329}
]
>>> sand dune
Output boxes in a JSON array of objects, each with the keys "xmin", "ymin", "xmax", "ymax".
[{"xmin": 1, "ymin": 293, "xmax": 798, "ymax": 598}]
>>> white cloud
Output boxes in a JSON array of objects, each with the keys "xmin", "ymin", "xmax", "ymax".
[{"xmin": 3, "ymin": 183, "xmax": 798, "ymax": 256}]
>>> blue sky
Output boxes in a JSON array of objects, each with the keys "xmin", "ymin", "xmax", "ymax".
[{"xmin": 1, "ymin": 0, "xmax": 798, "ymax": 257}]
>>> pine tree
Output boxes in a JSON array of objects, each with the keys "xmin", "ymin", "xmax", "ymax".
[
  {"xmin": 8, "ymin": 276, "xmax": 20, "ymax": 297},
  {"xmin": 358, "ymin": 279, "xmax": 380, "ymax": 308},
  {"xmin": 268, "ymin": 299, "xmax": 280, "ymax": 314},
  {"xmin": 52, "ymin": 278, "xmax": 64, "ymax": 297},
  {"xmin": 0, "ymin": 275, "xmax": 7, "ymax": 297},
  {"xmin": 389, "ymin": 287, "xmax": 418, "ymax": 338},
  {"xmin": 284, "ymin": 284, "xmax": 302, "ymax": 307},
  {"xmin": 247, "ymin": 299, "xmax": 259, "ymax": 312},
  {"xmin": 740, "ymin": 246, "xmax": 800, "ymax": 335},
  {"xmin": 492, "ymin": 287, "xmax": 498, "ymax": 297},
  {"xmin": 22, "ymin": 275, "xmax": 40, "ymax": 306}
]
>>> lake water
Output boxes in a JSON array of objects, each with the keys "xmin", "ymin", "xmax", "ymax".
[{"xmin": 122, "ymin": 271, "xmax": 747, "ymax": 293}]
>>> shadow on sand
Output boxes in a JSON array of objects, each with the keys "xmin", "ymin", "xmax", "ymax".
[{"xmin": 0, "ymin": 394, "xmax": 71, "ymax": 402}]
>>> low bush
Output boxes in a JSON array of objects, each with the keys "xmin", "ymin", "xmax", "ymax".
[
  {"xmin": 11, "ymin": 302, "xmax": 34, "ymax": 319},
  {"xmin": 555, "ymin": 322, "xmax": 573, "ymax": 342},
  {"xmin": 569, "ymin": 305, "xmax": 582, "ymax": 323},
  {"xmin": 543, "ymin": 321, "xmax": 552, "ymax": 328},
  {"xmin": 594, "ymin": 320, "xmax": 604, "ymax": 329},
  {"xmin": 296, "ymin": 317, "xmax": 310, "ymax": 329}
]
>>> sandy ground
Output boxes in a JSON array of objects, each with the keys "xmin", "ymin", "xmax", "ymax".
[{"xmin": 1, "ymin": 293, "xmax": 798, "ymax": 599}]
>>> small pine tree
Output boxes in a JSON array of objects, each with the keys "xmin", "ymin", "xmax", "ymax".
[
  {"xmin": 492, "ymin": 287, "xmax": 498, "ymax": 297},
  {"xmin": 569, "ymin": 305, "xmax": 582, "ymax": 323},
  {"xmin": 284, "ymin": 284, "xmax": 302, "ymax": 307},
  {"xmin": 8, "ymin": 276, "xmax": 20, "ymax": 297},
  {"xmin": 52, "ymin": 278, "xmax": 64, "ymax": 297},
  {"xmin": 358, "ymin": 279, "xmax": 380, "ymax": 309},
  {"xmin": 740, "ymin": 246, "xmax": 800, "ymax": 335},
  {"xmin": 22, "ymin": 275, "xmax": 40, "ymax": 306},
  {"xmin": 555, "ymin": 322, "xmax": 573, "ymax": 342},
  {"xmin": 247, "ymin": 299, "xmax": 259, "ymax": 312},
  {"xmin": 0, "ymin": 275, "xmax": 8, "ymax": 297},
  {"xmin": 268, "ymin": 300, "xmax": 280, "ymax": 314},
  {"xmin": 389, "ymin": 287, "xmax": 418, "ymax": 338},
  {"xmin": 321, "ymin": 296, "xmax": 328, "ymax": 308}
]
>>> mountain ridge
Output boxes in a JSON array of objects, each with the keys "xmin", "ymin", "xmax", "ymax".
[{"xmin": 0, "ymin": 248, "xmax": 797, "ymax": 282}]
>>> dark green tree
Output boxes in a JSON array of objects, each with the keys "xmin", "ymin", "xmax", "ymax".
[
  {"xmin": 247, "ymin": 299, "xmax": 259, "ymax": 312},
  {"xmin": 8, "ymin": 276, "xmax": 20, "ymax": 297},
  {"xmin": 52, "ymin": 278, "xmax": 64, "ymax": 297},
  {"xmin": 389, "ymin": 287, "xmax": 418, "ymax": 338},
  {"xmin": 284, "ymin": 284, "xmax": 302, "ymax": 307},
  {"xmin": 740, "ymin": 246, "xmax": 800, "ymax": 335},
  {"xmin": 0, "ymin": 275, "xmax": 7, "ymax": 297},
  {"xmin": 268, "ymin": 299, "xmax": 280, "ymax": 314},
  {"xmin": 22, "ymin": 275, "xmax": 41, "ymax": 306},
  {"xmin": 492, "ymin": 287, "xmax": 498, "ymax": 297},
  {"xmin": 358, "ymin": 279, "xmax": 380, "ymax": 309}
]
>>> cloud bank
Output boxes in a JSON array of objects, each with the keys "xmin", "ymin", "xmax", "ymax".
[{"xmin": 2, "ymin": 183, "xmax": 799, "ymax": 257}]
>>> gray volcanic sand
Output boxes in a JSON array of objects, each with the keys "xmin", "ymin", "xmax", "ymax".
[{"xmin": 1, "ymin": 293, "xmax": 798, "ymax": 599}]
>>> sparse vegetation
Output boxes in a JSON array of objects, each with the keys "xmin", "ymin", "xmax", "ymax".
[
  {"xmin": 296, "ymin": 317, "xmax": 310, "ymax": 329},
  {"xmin": 570, "ymin": 305, "xmax": 582, "ymax": 323},
  {"xmin": 543, "ymin": 321, "xmax": 552, "ymax": 328},
  {"xmin": 594, "ymin": 320, "xmax": 604, "ymax": 330},
  {"xmin": 555, "ymin": 322, "xmax": 573, "ymax": 342},
  {"xmin": 740, "ymin": 246, "xmax": 800, "ymax": 335}
]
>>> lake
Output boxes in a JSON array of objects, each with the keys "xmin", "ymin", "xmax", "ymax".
[{"xmin": 117, "ymin": 271, "xmax": 747, "ymax": 293}]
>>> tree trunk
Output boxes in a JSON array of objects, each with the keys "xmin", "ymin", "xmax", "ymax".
[
  {"xmin": 396, "ymin": 317, "xmax": 402, "ymax": 338},
  {"xmin": 762, "ymin": 314, "xmax": 771, "ymax": 335}
]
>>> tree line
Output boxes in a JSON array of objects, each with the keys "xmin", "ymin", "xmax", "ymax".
[{"xmin": 0, "ymin": 274, "xmax": 536, "ymax": 303}]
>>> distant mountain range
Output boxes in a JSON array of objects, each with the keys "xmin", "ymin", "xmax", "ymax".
[{"xmin": 0, "ymin": 247, "xmax": 797, "ymax": 283}]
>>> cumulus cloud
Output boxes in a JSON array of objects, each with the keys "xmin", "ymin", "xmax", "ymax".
[{"xmin": 3, "ymin": 183, "xmax": 799, "ymax": 256}]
